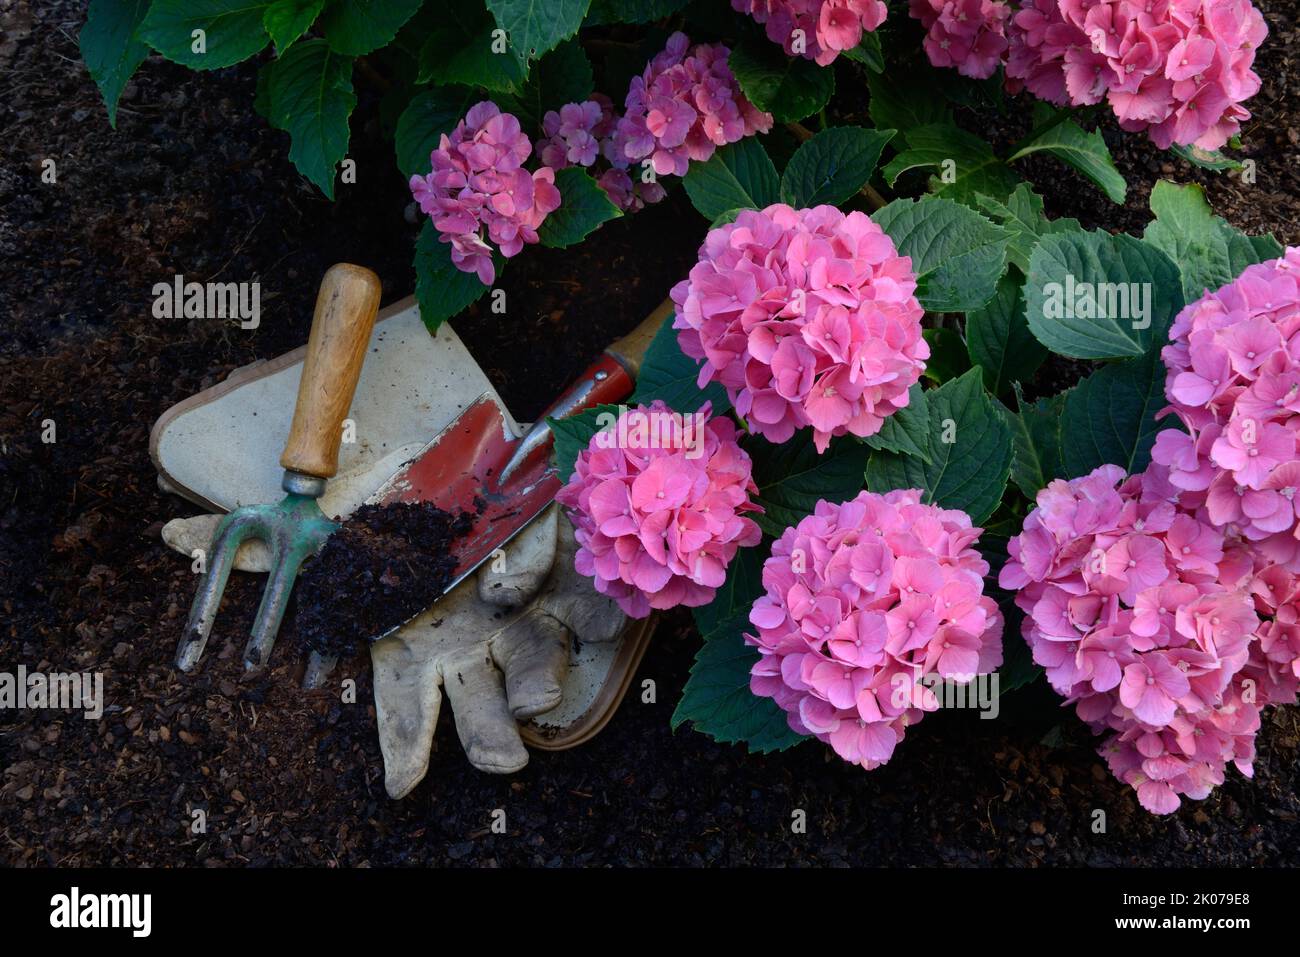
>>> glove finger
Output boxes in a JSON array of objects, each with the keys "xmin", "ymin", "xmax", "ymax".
[
  {"xmin": 441, "ymin": 648, "xmax": 529, "ymax": 774},
  {"xmin": 491, "ymin": 608, "xmax": 571, "ymax": 719},
  {"xmin": 536, "ymin": 509, "xmax": 626, "ymax": 643},
  {"xmin": 370, "ymin": 634, "xmax": 445, "ymax": 799},
  {"xmin": 162, "ymin": 514, "xmax": 273, "ymax": 574},
  {"xmin": 478, "ymin": 503, "xmax": 558, "ymax": 608}
]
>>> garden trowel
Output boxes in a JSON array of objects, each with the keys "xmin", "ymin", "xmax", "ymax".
[
  {"xmin": 176, "ymin": 263, "xmax": 382, "ymax": 673},
  {"xmin": 358, "ymin": 299, "xmax": 669, "ymax": 641}
]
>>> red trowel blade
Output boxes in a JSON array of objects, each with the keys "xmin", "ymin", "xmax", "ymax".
[{"xmin": 367, "ymin": 393, "xmax": 561, "ymax": 636}]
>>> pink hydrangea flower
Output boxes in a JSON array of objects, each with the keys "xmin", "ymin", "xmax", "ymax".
[
  {"xmin": 539, "ymin": 96, "xmax": 616, "ymax": 170},
  {"xmin": 747, "ymin": 489, "xmax": 1004, "ymax": 769},
  {"xmin": 614, "ymin": 33, "xmax": 773, "ymax": 179},
  {"xmin": 1153, "ymin": 247, "xmax": 1300, "ymax": 568},
  {"xmin": 557, "ymin": 401, "xmax": 763, "ymax": 618},
  {"xmin": 670, "ymin": 203, "xmax": 928, "ymax": 453},
  {"xmin": 733, "ymin": 0, "xmax": 888, "ymax": 66},
  {"xmin": 998, "ymin": 462, "xmax": 1300, "ymax": 815},
  {"xmin": 910, "ymin": 0, "xmax": 1012, "ymax": 80},
  {"xmin": 986, "ymin": 0, "xmax": 1269, "ymax": 151},
  {"xmin": 539, "ymin": 94, "xmax": 668, "ymax": 212},
  {"xmin": 409, "ymin": 101, "xmax": 560, "ymax": 285}
]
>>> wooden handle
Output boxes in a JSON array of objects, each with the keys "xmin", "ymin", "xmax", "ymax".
[
  {"xmin": 605, "ymin": 298, "xmax": 674, "ymax": 379},
  {"xmin": 280, "ymin": 264, "xmax": 382, "ymax": 478}
]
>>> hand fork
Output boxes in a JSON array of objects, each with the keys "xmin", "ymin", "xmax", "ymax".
[{"xmin": 176, "ymin": 263, "xmax": 382, "ymax": 674}]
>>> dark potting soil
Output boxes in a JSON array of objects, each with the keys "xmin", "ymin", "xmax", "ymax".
[
  {"xmin": 1, "ymin": 0, "xmax": 1298, "ymax": 867},
  {"xmin": 295, "ymin": 503, "xmax": 472, "ymax": 656}
]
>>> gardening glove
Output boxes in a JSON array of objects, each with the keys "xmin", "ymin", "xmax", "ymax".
[
  {"xmin": 369, "ymin": 503, "xmax": 625, "ymax": 797},
  {"xmin": 162, "ymin": 503, "xmax": 626, "ymax": 796}
]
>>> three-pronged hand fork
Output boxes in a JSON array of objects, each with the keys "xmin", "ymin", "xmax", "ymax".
[{"xmin": 175, "ymin": 264, "xmax": 382, "ymax": 675}]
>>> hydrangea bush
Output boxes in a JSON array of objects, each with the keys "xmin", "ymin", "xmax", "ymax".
[
  {"xmin": 83, "ymin": 0, "xmax": 1270, "ymax": 333},
  {"xmin": 671, "ymin": 204, "xmax": 928, "ymax": 452},
  {"xmin": 83, "ymin": 0, "xmax": 1293, "ymax": 816},
  {"xmin": 1153, "ymin": 247, "xmax": 1300, "ymax": 568},
  {"xmin": 910, "ymin": 0, "xmax": 1011, "ymax": 80},
  {"xmin": 1000, "ymin": 464, "xmax": 1265, "ymax": 813},
  {"xmin": 557, "ymin": 401, "xmax": 763, "ymax": 618},
  {"xmin": 921, "ymin": 0, "xmax": 1269, "ymax": 150},
  {"xmin": 538, "ymin": 95, "xmax": 667, "ymax": 213},
  {"xmin": 731, "ymin": 0, "xmax": 889, "ymax": 65},
  {"xmin": 1002, "ymin": 248, "xmax": 1300, "ymax": 814},
  {"xmin": 748, "ymin": 490, "xmax": 1003, "ymax": 768},
  {"xmin": 616, "ymin": 32, "xmax": 772, "ymax": 178},
  {"xmin": 409, "ymin": 102, "xmax": 560, "ymax": 284}
]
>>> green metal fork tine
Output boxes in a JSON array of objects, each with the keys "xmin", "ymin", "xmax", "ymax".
[
  {"xmin": 176, "ymin": 511, "xmax": 262, "ymax": 673},
  {"xmin": 242, "ymin": 542, "xmax": 307, "ymax": 672}
]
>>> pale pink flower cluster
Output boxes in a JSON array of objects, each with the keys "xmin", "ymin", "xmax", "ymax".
[
  {"xmin": 1001, "ymin": 0, "xmax": 1267, "ymax": 150},
  {"xmin": 557, "ymin": 401, "xmax": 763, "ymax": 619},
  {"xmin": 409, "ymin": 102, "xmax": 560, "ymax": 285},
  {"xmin": 731, "ymin": 0, "xmax": 889, "ymax": 66},
  {"xmin": 1153, "ymin": 248, "xmax": 1300, "ymax": 569},
  {"xmin": 539, "ymin": 94, "xmax": 666, "ymax": 212},
  {"xmin": 670, "ymin": 204, "xmax": 928, "ymax": 454},
  {"xmin": 910, "ymin": 0, "xmax": 1012, "ymax": 79},
  {"xmin": 747, "ymin": 490, "xmax": 1004, "ymax": 768},
  {"xmin": 1000, "ymin": 462, "xmax": 1300, "ymax": 814},
  {"xmin": 615, "ymin": 32, "xmax": 773, "ymax": 179}
]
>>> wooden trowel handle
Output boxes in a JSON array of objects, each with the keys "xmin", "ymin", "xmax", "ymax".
[
  {"xmin": 280, "ymin": 264, "xmax": 382, "ymax": 479},
  {"xmin": 605, "ymin": 298, "xmax": 674, "ymax": 379}
]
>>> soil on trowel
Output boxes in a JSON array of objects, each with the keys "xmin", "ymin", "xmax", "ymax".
[{"xmin": 295, "ymin": 503, "xmax": 473, "ymax": 657}]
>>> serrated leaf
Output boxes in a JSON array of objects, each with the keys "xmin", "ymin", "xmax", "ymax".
[
  {"xmin": 865, "ymin": 368, "xmax": 1012, "ymax": 525},
  {"xmin": 394, "ymin": 86, "xmax": 479, "ymax": 179},
  {"xmin": 966, "ymin": 273, "xmax": 1046, "ymax": 397},
  {"xmin": 629, "ymin": 313, "xmax": 731, "ymax": 414},
  {"xmin": 728, "ymin": 37, "xmax": 834, "ymax": 123},
  {"xmin": 872, "ymin": 196, "xmax": 1011, "ymax": 313},
  {"xmin": 1024, "ymin": 229, "xmax": 1185, "ymax": 359},
  {"xmin": 498, "ymin": 39, "xmax": 593, "ymax": 135},
  {"xmin": 260, "ymin": 39, "xmax": 355, "ymax": 199},
  {"xmin": 549, "ymin": 403, "xmax": 621, "ymax": 481},
  {"xmin": 1060, "ymin": 347, "xmax": 1182, "ymax": 478},
  {"xmin": 140, "ymin": 0, "xmax": 271, "ymax": 70},
  {"xmin": 263, "ymin": 0, "xmax": 323, "ymax": 52},
  {"xmin": 1007, "ymin": 118, "xmax": 1126, "ymax": 204},
  {"xmin": 413, "ymin": 221, "xmax": 494, "ymax": 333},
  {"xmin": 779, "ymin": 126, "xmax": 895, "ymax": 208},
  {"xmin": 864, "ymin": 383, "xmax": 930, "ymax": 463},
  {"xmin": 882, "ymin": 123, "xmax": 1020, "ymax": 202},
  {"xmin": 675, "ymin": 540, "xmax": 807, "ymax": 753},
  {"xmin": 1142, "ymin": 180, "xmax": 1283, "ymax": 302},
  {"xmin": 747, "ymin": 432, "xmax": 870, "ymax": 539},
  {"xmin": 681, "ymin": 138, "xmax": 780, "ymax": 221},
  {"xmin": 585, "ymin": 0, "xmax": 690, "ymax": 24},
  {"xmin": 976, "ymin": 183, "xmax": 1083, "ymax": 273},
  {"xmin": 417, "ymin": 0, "xmax": 528, "ymax": 93},
  {"xmin": 319, "ymin": 0, "xmax": 422, "ymax": 56},
  {"xmin": 841, "ymin": 32, "xmax": 883, "ymax": 72},
  {"xmin": 1170, "ymin": 143, "xmax": 1244, "ymax": 171},
  {"xmin": 538, "ymin": 167, "xmax": 622, "ymax": 248},
  {"xmin": 80, "ymin": 0, "xmax": 152, "ymax": 127},
  {"xmin": 485, "ymin": 0, "xmax": 590, "ymax": 66},
  {"xmin": 671, "ymin": 605, "xmax": 809, "ymax": 754},
  {"xmin": 866, "ymin": 68, "xmax": 951, "ymax": 134},
  {"xmin": 1003, "ymin": 387, "xmax": 1065, "ymax": 500},
  {"xmin": 709, "ymin": 207, "xmax": 745, "ymax": 228}
]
